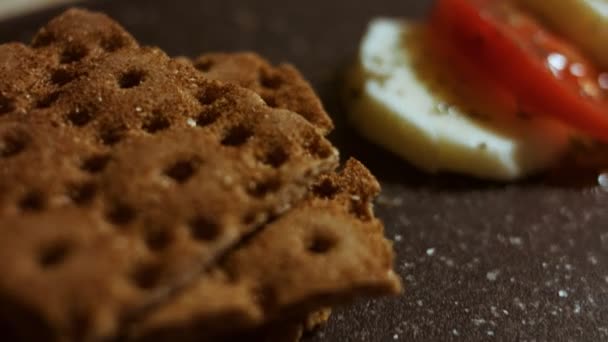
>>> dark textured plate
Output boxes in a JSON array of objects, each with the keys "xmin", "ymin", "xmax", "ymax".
[{"xmin": 1, "ymin": 1, "xmax": 607, "ymax": 341}]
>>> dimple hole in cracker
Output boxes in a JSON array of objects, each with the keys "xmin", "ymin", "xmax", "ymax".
[
  {"xmin": 19, "ymin": 190, "xmax": 46, "ymax": 212},
  {"xmin": 0, "ymin": 95, "xmax": 15, "ymax": 115},
  {"xmin": 142, "ymin": 112, "xmax": 171, "ymax": 134},
  {"xmin": 196, "ymin": 108, "xmax": 221, "ymax": 127},
  {"xmin": 197, "ymin": 86, "xmax": 223, "ymax": 105},
  {"xmin": 261, "ymin": 145, "xmax": 289, "ymax": 168},
  {"xmin": 81, "ymin": 154, "xmax": 111, "ymax": 173},
  {"xmin": 312, "ymin": 179, "xmax": 339, "ymax": 199},
  {"xmin": 100, "ymin": 33, "xmax": 127, "ymax": 52},
  {"xmin": 0, "ymin": 132, "xmax": 28, "ymax": 158},
  {"xmin": 105, "ymin": 202, "xmax": 137, "ymax": 226},
  {"xmin": 119, "ymin": 69, "xmax": 146, "ymax": 89},
  {"xmin": 242, "ymin": 212, "xmax": 258, "ymax": 226},
  {"xmin": 194, "ymin": 59, "xmax": 214, "ymax": 72},
  {"xmin": 221, "ymin": 124, "xmax": 253, "ymax": 147},
  {"xmin": 32, "ymin": 30, "xmax": 55, "ymax": 48},
  {"xmin": 36, "ymin": 92, "xmax": 60, "ymax": 109},
  {"xmin": 247, "ymin": 178, "xmax": 282, "ymax": 198},
  {"xmin": 307, "ymin": 233, "xmax": 337, "ymax": 254},
  {"xmin": 99, "ymin": 126, "xmax": 126, "ymax": 146},
  {"xmin": 188, "ymin": 216, "xmax": 222, "ymax": 242},
  {"xmin": 262, "ymin": 95, "xmax": 278, "ymax": 108},
  {"xmin": 144, "ymin": 225, "xmax": 174, "ymax": 252},
  {"xmin": 299, "ymin": 109, "xmax": 318, "ymax": 125},
  {"xmin": 131, "ymin": 263, "xmax": 162, "ymax": 290},
  {"xmin": 38, "ymin": 240, "xmax": 73, "ymax": 268},
  {"xmin": 305, "ymin": 135, "xmax": 333, "ymax": 159},
  {"xmin": 260, "ymin": 72, "xmax": 282, "ymax": 89},
  {"xmin": 66, "ymin": 108, "xmax": 94, "ymax": 127},
  {"xmin": 60, "ymin": 44, "xmax": 88, "ymax": 64},
  {"xmin": 67, "ymin": 182, "xmax": 98, "ymax": 206},
  {"xmin": 164, "ymin": 158, "xmax": 201, "ymax": 184},
  {"xmin": 50, "ymin": 69, "xmax": 77, "ymax": 86}
]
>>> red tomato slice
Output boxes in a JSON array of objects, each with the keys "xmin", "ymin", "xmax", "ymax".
[{"xmin": 430, "ymin": 0, "xmax": 608, "ymax": 141}]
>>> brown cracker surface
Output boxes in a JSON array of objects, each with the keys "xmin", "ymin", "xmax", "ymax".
[
  {"xmin": 130, "ymin": 159, "xmax": 401, "ymax": 341},
  {"xmin": 189, "ymin": 52, "xmax": 334, "ymax": 134},
  {"xmin": 0, "ymin": 8, "xmax": 338, "ymax": 341}
]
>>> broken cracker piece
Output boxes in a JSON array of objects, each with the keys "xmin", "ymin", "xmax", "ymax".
[
  {"xmin": 190, "ymin": 52, "xmax": 334, "ymax": 134},
  {"xmin": 130, "ymin": 159, "xmax": 401, "ymax": 341}
]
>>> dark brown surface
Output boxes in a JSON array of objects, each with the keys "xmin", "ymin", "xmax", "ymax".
[{"xmin": 1, "ymin": 1, "xmax": 607, "ymax": 341}]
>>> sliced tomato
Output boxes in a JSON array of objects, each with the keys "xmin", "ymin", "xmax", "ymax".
[{"xmin": 430, "ymin": 0, "xmax": 608, "ymax": 141}]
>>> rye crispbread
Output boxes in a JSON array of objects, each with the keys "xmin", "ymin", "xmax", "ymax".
[
  {"xmin": 130, "ymin": 159, "xmax": 402, "ymax": 341},
  {"xmin": 189, "ymin": 52, "xmax": 333, "ymax": 135},
  {"xmin": 225, "ymin": 308, "xmax": 332, "ymax": 342},
  {"xmin": 0, "ymin": 8, "xmax": 339, "ymax": 341}
]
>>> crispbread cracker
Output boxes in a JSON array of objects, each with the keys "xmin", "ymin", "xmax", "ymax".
[
  {"xmin": 224, "ymin": 308, "xmax": 332, "ymax": 342},
  {"xmin": 189, "ymin": 52, "xmax": 334, "ymax": 134},
  {"xmin": 0, "ymin": 9, "xmax": 338, "ymax": 341},
  {"xmin": 130, "ymin": 159, "xmax": 401, "ymax": 341}
]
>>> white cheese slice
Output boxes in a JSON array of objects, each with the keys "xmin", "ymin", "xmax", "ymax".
[
  {"xmin": 521, "ymin": 0, "xmax": 608, "ymax": 69},
  {"xmin": 346, "ymin": 19, "xmax": 572, "ymax": 181}
]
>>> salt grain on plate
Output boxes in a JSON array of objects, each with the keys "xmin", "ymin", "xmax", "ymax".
[
  {"xmin": 472, "ymin": 318, "xmax": 486, "ymax": 326},
  {"xmin": 486, "ymin": 269, "xmax": 500, "ymax": 281},
  {"xmin": 509, "ymin": 236, "xmax": 523, "ymax": 246}
]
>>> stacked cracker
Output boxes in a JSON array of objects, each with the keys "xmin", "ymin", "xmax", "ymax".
[{"xmin": 0, "ymin": 9, "xmax": 400, "ymax": 342}]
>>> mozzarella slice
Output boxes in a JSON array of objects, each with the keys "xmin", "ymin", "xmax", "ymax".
[
  {"xmin": 346, "ymin": 19, "xmax": 572, "ymax": 181},
  {"xmin": 521, "ymin": 0, "xmax": 608, "ymax": 69}
]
